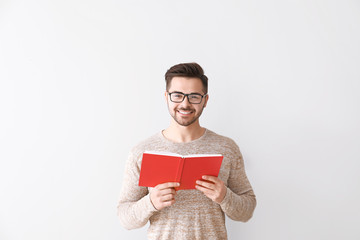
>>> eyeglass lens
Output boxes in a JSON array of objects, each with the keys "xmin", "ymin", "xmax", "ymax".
[{"xmin": 170, "ymin": 93, "xmax": 203, "ymax": 104}]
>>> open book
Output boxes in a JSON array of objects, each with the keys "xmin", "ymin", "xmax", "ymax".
[{"xmin": 138, "ymin": 151, "xmax": 223, "ymax": 190}]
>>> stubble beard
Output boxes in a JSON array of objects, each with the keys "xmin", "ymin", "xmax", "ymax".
[{"xmin": 170, "ymin": 106, "xmax": 205, "ymax": 127}]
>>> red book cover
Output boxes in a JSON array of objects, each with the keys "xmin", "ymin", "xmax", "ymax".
[{"xmin": 139, "ymin": 151, "xmax": 223, "ymax": 190}]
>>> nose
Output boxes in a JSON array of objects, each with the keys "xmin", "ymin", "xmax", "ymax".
[{"xmin": 179, "ymin": 95, "xmax": 191, "ymax": 107}]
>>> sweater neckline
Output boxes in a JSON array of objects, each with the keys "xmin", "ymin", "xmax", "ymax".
[{"xmin": 159, "ymin": 128, "xmax": 209, "ymax": 145}]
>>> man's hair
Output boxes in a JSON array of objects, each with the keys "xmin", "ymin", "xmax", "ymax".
[{"xmin": 165, "ymin": 62, "xmax": 208, "ymax": 94}]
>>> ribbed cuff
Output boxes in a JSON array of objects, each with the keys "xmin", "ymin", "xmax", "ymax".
[
  {"xmin": 144, "ymin": 193, "xmax": 158, "ymax": 213},
  {"xmin": 219, "ymin": 187, "xmax": 232, "ymax": 209}
]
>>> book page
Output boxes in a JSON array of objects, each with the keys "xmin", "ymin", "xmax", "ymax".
[
  {"xmin": 143, "ymin": 151, "xmax": 182, "ymax": 157},
  {"xmin": 143, "ymin": 151, "xmax": 222, "ymax": 158},
  {"xmin": 184, "ymin": 153, "xmax": 222, "ymax": 158}
]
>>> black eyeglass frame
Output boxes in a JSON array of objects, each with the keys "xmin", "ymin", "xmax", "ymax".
[{"xmin": 167, "ymin": 91, "xmax": 208, "ymax": 104}]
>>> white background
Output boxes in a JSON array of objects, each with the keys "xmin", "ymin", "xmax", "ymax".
[{"xmin": 1, "ymin": 0, "xmax": 360, "ymax": 239}]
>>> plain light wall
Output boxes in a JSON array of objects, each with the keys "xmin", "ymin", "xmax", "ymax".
[{"xmin": 1, "ymin": 0, "xmax": 360, "ymax": 239}]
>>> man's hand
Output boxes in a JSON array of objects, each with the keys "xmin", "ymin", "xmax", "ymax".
[
  {"xmin": 150, "ymin": 182, "xmax": 179, "ymax": 210},
  {"xmin": 195, "ymin": 175, "xmax": 227, "ymax": 204}
]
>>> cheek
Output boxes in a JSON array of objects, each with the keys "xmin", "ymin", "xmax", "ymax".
[
  {"xmin": 198, "ymin": 103, "xmax": 206, "ymax": 110},
  {"xmin": 167, "ymin": 102, "xmax": 178, "ymax": 111},
  {"xmin": 192, "ymin": 106, "xmax": 202, "ymax": 113}
]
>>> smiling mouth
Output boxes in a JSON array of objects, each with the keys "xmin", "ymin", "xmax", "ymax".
[{"xmin": 177, "ymin": 109, "xmax": 193, "ymax": 115}]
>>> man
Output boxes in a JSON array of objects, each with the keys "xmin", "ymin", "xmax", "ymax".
[{"xmin": 117, "ymin": 62, "xmax": 256, "ymax": 239}]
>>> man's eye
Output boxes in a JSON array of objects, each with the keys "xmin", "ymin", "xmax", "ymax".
[{"xmin": 190, "ymin": 95, "xmax": 201, "ymax": 99}]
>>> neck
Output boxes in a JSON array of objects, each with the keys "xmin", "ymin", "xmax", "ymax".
[{"xmin": 163, "ymin": 120, "xmax": 206, "ymax": 143}]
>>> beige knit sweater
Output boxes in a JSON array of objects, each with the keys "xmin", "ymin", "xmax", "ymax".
[{"xmin": 117, "ymin": 129, "xmax": 256, "ymax": 240}]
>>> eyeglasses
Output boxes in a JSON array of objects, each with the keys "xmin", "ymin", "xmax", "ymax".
[{"xmin": 168, "ymin": 91, "xmax": 207, "ymax": 104}]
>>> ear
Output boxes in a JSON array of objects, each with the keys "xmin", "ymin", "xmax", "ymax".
[
  {"xmin": 203, "ymin": 94, "xmax": 209, "ymax": 108},
  {"xmin": 164, "ymin": 91, "xmax": 168, "ymax": 102}
]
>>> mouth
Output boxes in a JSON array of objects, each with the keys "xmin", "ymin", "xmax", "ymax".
[{"xmin": 177, "ymin": 109, "xmax": 194, "ymax": 115}]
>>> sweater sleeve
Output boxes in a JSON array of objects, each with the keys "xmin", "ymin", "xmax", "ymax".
[
  {"xmin": 117, "ymin": 151, "xmax": 158, "ymax": 230},
  {"xmin": 219, "ymin": 145, "xmax": 256, "ymax": 222}
]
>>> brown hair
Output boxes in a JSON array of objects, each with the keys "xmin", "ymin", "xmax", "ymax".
[{"xmin": 165, "ymin": 62, "xmax": 208, "ymax": 94}]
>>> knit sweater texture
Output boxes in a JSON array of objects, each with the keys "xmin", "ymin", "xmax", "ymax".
[{"xmin": 117, "ymin": 129, "xmax": 256, "ymax": 240}]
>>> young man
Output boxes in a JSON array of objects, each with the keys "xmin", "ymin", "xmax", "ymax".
[{"xmin": 117, "ymin": 63, "xmax": 256, "ymax": 239}]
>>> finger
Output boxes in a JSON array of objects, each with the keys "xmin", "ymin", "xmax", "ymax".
[
  {"xmin": 195, "ymin": 184, "xmax": 213, "ymax": 195},
  {"xmin": 150, "ymin": 189, "xmax": 176, "ymax": 202},
  {"xmin": 162, "ymin": 199, "xmax": 175, "ymax": 207},
  {"xmin": 157, "ymin": 189, "xmax": 176, "ymax": 200},
  {"xmin": 156, "ymin": 182, "xmax": 180, "ymax": 190},
  {"xmin": 161, "ymin": 194, "xmax": 175, "ymax": 202},
  {"xmin": 196, "ymin": 180, "xmax": 215, "ymax": 189},
  {"xmin": 160, "ymin": 188, "xmax": 177, "ymax": 195},
  {"xmin": 202, "ymin": 175, "xmax": 219, "ymax": 183}
]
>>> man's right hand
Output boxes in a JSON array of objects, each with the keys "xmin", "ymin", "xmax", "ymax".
[{"xmin": 149, "ymin": 182, "xmax": 180, "ymax": 210}]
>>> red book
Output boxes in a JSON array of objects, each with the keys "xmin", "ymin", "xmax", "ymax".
[{"xmin": 139, "ymin": 151, "xmax": 223, "ymax": 190}]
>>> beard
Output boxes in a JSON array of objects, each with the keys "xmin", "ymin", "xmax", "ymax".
[{"xmin": 169, "ymin": 106, "xmax": 205, "ymax": 127}]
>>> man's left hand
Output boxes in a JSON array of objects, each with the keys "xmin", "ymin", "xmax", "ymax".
[{"xmin": 195, "ymin": 175, "xmax": 227, "ymax": 204}]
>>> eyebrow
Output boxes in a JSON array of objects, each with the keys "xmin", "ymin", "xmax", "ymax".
[{"xmin": 170, "ymin": 91, "xmax": 203, "ymax": 95}]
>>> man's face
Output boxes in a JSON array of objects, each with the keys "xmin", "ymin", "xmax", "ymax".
[{"xmin": 165, "ymin": 76, "xmax": 208, "ymax": 127}]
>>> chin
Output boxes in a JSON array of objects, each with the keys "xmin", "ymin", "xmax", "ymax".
[{"xmin": 174, "ymin": 116, "xmax": 199, "ymax": 127}]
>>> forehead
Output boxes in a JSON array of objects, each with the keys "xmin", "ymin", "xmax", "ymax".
[{"xmin": 168, "ymin": 77, "xmax": 204, "ymax": 94}]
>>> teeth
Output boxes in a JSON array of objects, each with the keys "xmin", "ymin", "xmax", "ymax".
[{"xmin": 179, "ymin": 110, "xmax": 191, "ymax": 115}]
